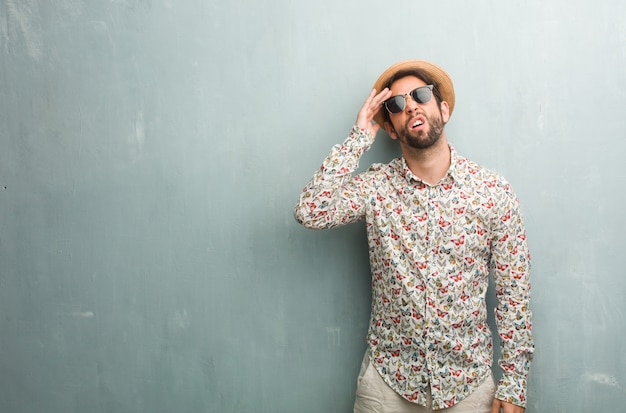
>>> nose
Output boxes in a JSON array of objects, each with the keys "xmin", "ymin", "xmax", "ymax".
[{"xmin": 403, "ymin": 92, "xmax": 419, "ymax": 113}]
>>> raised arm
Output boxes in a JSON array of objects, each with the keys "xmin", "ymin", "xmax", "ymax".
[{"xmin": 293, "ymin": 88, "xmax": 391, "ymax": 229}]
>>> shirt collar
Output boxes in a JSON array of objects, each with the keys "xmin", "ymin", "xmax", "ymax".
[{"xmin": 399, "ymin": 144, "xmax": 460, "ymax": 185}]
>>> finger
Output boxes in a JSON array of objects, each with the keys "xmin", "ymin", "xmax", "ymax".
[
  {"xmin": 356, "ymin": 88, "xmax": 392, "ymax": 131},
  {"xmin": 357, "ymin": 90, "xmax": 380, "ymax": 120},
  {"xmin": 365, "ymin": 88, "xmax": 391, "ymax": 108},
  {"xmin": 490, "ymin": 399, "xmax": 502, "ymax": 413},
  {"xmin": 367, "ymin": 89, "xmax": 391, "ymax": 118}
]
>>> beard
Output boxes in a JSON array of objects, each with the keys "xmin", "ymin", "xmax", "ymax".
[{"xmin": 397, "ymin": 110, "xmax": 445, "ymax": 150}]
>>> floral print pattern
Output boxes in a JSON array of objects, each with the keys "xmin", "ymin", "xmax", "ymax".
[{"xmin": 294, "ymin": 126, "xmax": 533, "ymax": 409}]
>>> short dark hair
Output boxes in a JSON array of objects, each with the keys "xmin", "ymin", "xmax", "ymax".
[{"xmin": 381, "ymin": 69, "xmax": 444, "ymax": 124}]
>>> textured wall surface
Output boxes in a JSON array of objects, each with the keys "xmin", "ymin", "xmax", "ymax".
[{"xmin": 0, "ymin": 1, "xmax": 624, "ymax": 412}]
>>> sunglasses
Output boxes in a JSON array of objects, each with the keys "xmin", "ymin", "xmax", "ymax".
[{"xmin": 382, "ymin": 85, "xmax": 434, "ymax": 114}]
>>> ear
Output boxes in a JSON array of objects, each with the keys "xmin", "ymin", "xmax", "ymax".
[
  {"xmin": 440, "ymin": 101, "xmax": 451, "ymax": 124},
  {"xmin": 383, "ymin": 121, "xmax": 398, "ymax": 140}
]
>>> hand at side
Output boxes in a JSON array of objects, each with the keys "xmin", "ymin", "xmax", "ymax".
[{"xmin": 491, "ymin": 399, "xmax": 525, "ymax": 413}]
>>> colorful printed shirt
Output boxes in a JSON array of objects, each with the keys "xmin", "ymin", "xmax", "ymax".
[{"xmin": 294, "ymin": 126, "xmax": 534, "ymax": 409}]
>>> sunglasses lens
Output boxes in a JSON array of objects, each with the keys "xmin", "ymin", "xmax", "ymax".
[
  {"xmin": 384, "ymin": 96, "xmax": 404, "ymax": 114},
  {"xmin": 384, "ymin": 86, "xmax": 434, "ymax": 114},
  {"xmin": 411, "ymin": 86, "xmax": 433, "ymax": 104}
]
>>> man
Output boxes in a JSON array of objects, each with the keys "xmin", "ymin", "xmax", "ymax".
[{"xmin": 294, "ymin": 60, "xmax": 533, "ymax": 413}]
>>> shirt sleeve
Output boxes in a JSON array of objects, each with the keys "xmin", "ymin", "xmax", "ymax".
[
  {"xmin": 490, "ymin": 182, "xmax": 534, "ymax": 408},
  {"xmin": 293, "ymin": 126, "xmax": 375, "ymax": 230}
]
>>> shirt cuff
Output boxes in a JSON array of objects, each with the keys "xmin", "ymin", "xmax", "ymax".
[
  {"xmin": 496, "ymin": 374, "xmax": 528, "ymax": 408},
  {"xmin": 350, "ymin": 125, "xmax": 375, "ymax": 145}
]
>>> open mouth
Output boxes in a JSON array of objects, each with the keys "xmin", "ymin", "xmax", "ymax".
[{"xmin": 410, "ymin": 116, "xmax": 426, "ymax": 129}]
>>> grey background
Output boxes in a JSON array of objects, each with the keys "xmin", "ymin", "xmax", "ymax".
[{"xmin": 1, "ymin": 1, "xmax": 624, "ymax": 412}]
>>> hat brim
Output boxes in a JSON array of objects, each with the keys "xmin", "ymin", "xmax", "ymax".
[{"xmin": 372, "ymin": 60, "xmax": 455, "ymax": 127}]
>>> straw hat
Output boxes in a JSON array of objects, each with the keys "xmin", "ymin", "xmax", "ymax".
[{"xmin": 372, "ymin": 60, "xmax": 455, "ymax": 127}]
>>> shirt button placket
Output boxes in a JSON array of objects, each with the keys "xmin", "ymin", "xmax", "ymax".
[{"xmin": 424, "ymin": 186, "xmax": 438, "ymax": 382}]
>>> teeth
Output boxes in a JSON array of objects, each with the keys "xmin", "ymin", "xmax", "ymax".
[{"xmin": 413, "ymin": 120, "xmax": 423, "ymax": 127}]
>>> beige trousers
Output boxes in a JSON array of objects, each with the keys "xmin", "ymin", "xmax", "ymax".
[{"xmin": 354, "ymin": 351, "xmax": 496, "ymax": 413}]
